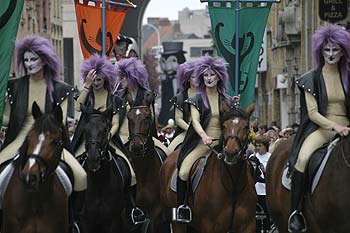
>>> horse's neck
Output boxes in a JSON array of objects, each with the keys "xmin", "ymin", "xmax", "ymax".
[{"xmin": 132, "ymin": 146, "xmax": 160, "ymax": 176}]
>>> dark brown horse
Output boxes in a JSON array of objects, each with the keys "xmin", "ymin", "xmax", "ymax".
[
  {"xmin": 78, "ymin": 107, "xmax": 127, "ymax": 233},
  {"xmin": 2, "ymin": 102, "xmax": 69, "ymax": 233},
  {"xmin": 160, "ymin": 102, "xmax": 257, "ymax": 233},
  {"xmin": 127, "ymin": 105, "xmax": 168, "ymax": 233},
  {"xmin": 266, "ymin": 135, "xmax": 350, "ymax": 233}
]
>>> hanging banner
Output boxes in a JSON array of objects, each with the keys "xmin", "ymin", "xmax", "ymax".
[
  {"xmin": 209, "ymin": 1, "xmax": 272, "ymax": 108},
  {"xmin": 0, "ymin": 0, "xmax": 24, "ymax": 124},
  {"xmin": 74, "ymin": 0, "xmax": 131, "ymax": 59}
]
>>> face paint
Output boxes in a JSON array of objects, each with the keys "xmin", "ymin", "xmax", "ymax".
[
  {"xmin": 93, "ymin": 75, "xmax": 104, "ymax": 90},
  {"xmin": 190, "ymin": 75, "xmax": 197, "ymax": 87},
  {"xmin": 322, "ymin": 42, "xmax": 343, "ymax": 65},
  {"xmin": 24, "ymin": 51, "xmax": 44, "ymax": 75},
  {"xmin": 203, "ymin": 69, "xmax": 219, "ymax": 88}
]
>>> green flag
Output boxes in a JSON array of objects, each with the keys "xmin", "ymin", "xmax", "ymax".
[
  {"xmin": 209, "ymin": 1, "xmax": 272, "ymax": 108},
  {"xmin": 0, "ymin": 0, "xmax": 24, "ymax": 124}
]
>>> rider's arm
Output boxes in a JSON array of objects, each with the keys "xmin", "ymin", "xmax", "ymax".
[
  {"xmin": 175, "ymin": 108, "xmax": 189, "ymax": 131},
  {"xmin": 75, "ymin": 88, "xmax": 90, "ymax": 112},
  {"xmin": 109, "ymin": 113, "xmax": 120, "ymax": 138},
  {"xmin": 61, "ymin": 98, "xmax": 68, "ymax": 126},
  {"xmin": 191, "ymin": 105, "xmax": 205, "ymax": 136},
  {"xmin": 305, "ymin": 92, "xmax": 335, "ymax": 130}
]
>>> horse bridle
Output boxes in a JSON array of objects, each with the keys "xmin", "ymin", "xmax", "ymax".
[
  {"xmin": 84, "ymin": 127, "xmax": 112, "ymax": 162},
  {"xmin": 128, "ymin": 106, "xmax": 152, "ymax": 156}
]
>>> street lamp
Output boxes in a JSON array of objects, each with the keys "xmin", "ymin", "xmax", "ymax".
[{"xmin": 143, "ymin": 23, "xmax": 163, "ymax": 59}]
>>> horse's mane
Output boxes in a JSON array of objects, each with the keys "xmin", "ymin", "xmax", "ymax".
[{"xmin": 220, "ymin": 107, "xmax": 248, "ymax": 124}]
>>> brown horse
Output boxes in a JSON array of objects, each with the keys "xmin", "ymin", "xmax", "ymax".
[
  {"xmin": 160, "ymin": 102, "xmax": 257, "ymax": 233},
  {"xmin": 2, "ymin": 102, "xmax": 69, "ymax": 233},
  {"xmin": 127, "ymin": 105, "xmax": 169, "ymax": 233},
  {"xmin": 266, "ymin": 135, "xmax": 350, "ymax": 233}
]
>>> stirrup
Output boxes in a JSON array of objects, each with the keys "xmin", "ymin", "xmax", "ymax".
[
  {"xmin": 288, "ymin": 210, "xmax": 307, "ymax": 233},
  {"xmin": 175, "ymin": 204, "xmax": 192, "ymax": 223},
  {"xmin": 131, "ymin": 207, "xmax": 146, "ymax": 225},
  {"xmin": 72, "ymin": 222, "xmax": 81, "ymax": 233}
]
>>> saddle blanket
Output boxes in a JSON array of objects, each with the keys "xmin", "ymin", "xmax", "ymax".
[
  {"xmin": 0, "ymin": 155, "xmax": 72, "ymax": 208},
  {"xmin": 282, "ymin": 137, "xmax": 339, "ymax": 193}
]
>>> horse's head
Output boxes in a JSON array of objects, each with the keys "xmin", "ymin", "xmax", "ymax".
[
  {"xmin": 19, "ymin": 102, "xmax": 65, "ymax": 191},
  {"xmin": 219, "ymin": 102, "xmax": 255, "ymax": 165},
  {"xmin": 82, "ymin": 106, "xmax": 113, "ymax": 172},
  {"xmin": 127, "ymin": 106, "xmax": 153, "ymax": 157}
]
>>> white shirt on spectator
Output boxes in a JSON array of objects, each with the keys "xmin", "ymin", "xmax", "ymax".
[{"xmin": 254, "ymin": 151, "xmax": 271, "ymax": 195}]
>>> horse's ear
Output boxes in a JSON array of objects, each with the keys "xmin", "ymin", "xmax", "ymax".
[
  {"xmin": 32, "ymin": 101, "xmax": 42, "ymax": 120},
  {"xmin": 104, "ymin": 106, "xmax": 114, "ymax": 122},
  {"xmin": 53, "ymin": 104, "xmax": 63, "ymax": 123},
  {"xmin": 222, "ymin": 100, "xmax": 231, "ymax": 113},
  {"xmin": 245, "ymin": 103, "xmax": 255, "ymax": 117},
  {"xmin": 80, "ymin": 103, "xmax": 86, "ymax": 113}
]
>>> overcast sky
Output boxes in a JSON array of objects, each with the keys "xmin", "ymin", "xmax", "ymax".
[{"xmin": 142, "ymin": 0, "xmax": 206, "ymax": 24}]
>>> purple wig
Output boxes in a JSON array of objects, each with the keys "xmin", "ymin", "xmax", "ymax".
[
  {"xmin": 115, "ymin": 57, "xmax": 149, "ymax": 96},
  {"xmin": 80, "ymin": 54, "xmax": 116, "ymax": 92},
  {"xmin": 176, "ymin": 61, "xmax": 196, "ymax": 91},
  {"xmin": 312, "ymin": 25, "xmax": 350, "ymax": 93},
  {"xmin": 15, "ymin": 35, "xmax": 61, "ymax": 102},
  {"xmin": 194, "ymin": 56, "xmax": 228, "ymax": 108}
]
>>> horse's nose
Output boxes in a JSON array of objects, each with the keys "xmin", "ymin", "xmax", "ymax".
[{"xmin": 26, "ymin": 174, "xmax": 38, "ymax": 185}]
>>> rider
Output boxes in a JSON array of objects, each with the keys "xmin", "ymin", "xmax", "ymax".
[
  {"xmin": 71, "ymin": 54, "xmax": 117, "ymax": 156},
  {"xmin": 0, "ymin": 35, "xmax": 87, "ymax": 230},
  {"xmin": 175, "ymin": 55, "xmax": 236, "ymax": 223},
  {"xmin": 168, "ymin": 61, "xmax": 197, "ymax": 154},
  {"xmin": 113, "ymin": 57, "xmax": 169, "ymax": 224},
  {"xmin": 288, "ymin": 25, "xmax": 350, "ymax": 232}
]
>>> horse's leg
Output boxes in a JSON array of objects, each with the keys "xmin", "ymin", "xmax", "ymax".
[{"xmin": 171, "ymin": 222, "xmax": 188, "ymax": 233}]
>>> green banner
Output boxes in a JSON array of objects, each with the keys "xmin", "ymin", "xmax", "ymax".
[
  {"xmin": 0, "ymin": 0, "xmax": 24, "ymax": 125},
  {"xmin": 209, "ymin": 1, "xmax": 272, "ymax": 108}
]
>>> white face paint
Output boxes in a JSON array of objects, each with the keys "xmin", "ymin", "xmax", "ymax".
[
  {"xmin": 24, "ymin": 51, "xmax": 44, "ymax": 75},
  {"xmin": 190, "ymin": 75, "xmax": 197, "ymax": 87},
  {"xmin": 118, "ymin": 75, "xmax": 128, "ymax": 89},
  {"xmin": 160, "ymin": 55, "xmax": 179, "ymax": 75},
  {"xmin": 93, "ymin": 75, "xmax": 104, "ymax": 90},
  {"xmin": 322, "ymin": 42, "xmax": 343, "ymax": 65},
  {"xmin": 203, "ymin": 69, "xmax": 219, "ymax": 88}
]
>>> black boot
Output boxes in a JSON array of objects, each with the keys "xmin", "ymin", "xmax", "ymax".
[
  {"xmin": 71, "ymin": 191, "xmax": 85, "ymax": 233},
  {"xmin": 127, "ymin": 185, "xmax": 146, "ymax": 225},
  {"xmin": 175, "ymin": 177, "xmax": 192, "ymax": 223},
  {"xmin": 288, "ymin": 170, "xmax": 306, "ymax": 233}
]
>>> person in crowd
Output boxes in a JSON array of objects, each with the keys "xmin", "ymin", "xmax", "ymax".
[
  {"xmin": 257, "ymin": 124, "xmax": 268, "ymax": 136},
  {"xmin": 72, "ymin": 54, "xmax": 117, "ymax": 156},
  {"xmin": 168, "ymin": 61, "xmax": 197, "ymax": 153},
  {"xmin": 113, "ymin": 57, "xmax": 169, "ymax": 224},
  {"xmin": 266, "ymin": 129, "xmax": 279, "ymax": 153},
  {"xmin": 0, "ymin": 35, "xmax": 87, "ymax": 230},
  {"xmin": 288, "ymin": 25, "xmax": 350, "ymax": 232},
  {"xmin": 250, "ymin": 135, "xmax": 271, "ymax": 232},
  {"xmin": 174, "ymin": 56, "xmax": 236, "ymax": 223}
]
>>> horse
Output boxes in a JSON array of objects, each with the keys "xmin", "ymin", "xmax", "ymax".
[
  {"xmin": 127, "ymin": 105, "xmax": 169, "ymax": 233},
  {"xmin": 160, "ymin": 102, "xmax": 257, "ymax": 233},
  {"xmin": 78, "ymin": 106, "xmax": 128, "ymax": 233},
  {"xmin": 266, "ymin": 134, "xmax": 350, "ymax": 233},
  {"xmin": 2, "ymin": 102, "xmax": 69, "ymax": 233}
]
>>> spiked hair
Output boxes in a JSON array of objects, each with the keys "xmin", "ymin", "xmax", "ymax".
[
  {"xmin": 313, "ymin": 25, "xmax": 350, "ymax": 93},
  {"xmin": 80, "ymin": 54, "xmax": 116, "ymax": 92},
  {"xmin": 115, "ymin": 57, "xmax": 149, "ymax": 96},
  {"xmin": 176, "ymin": 61, "xmax": 196, "ymax": 91},
  {"xmin": 194, "ymin": 56, "xmax": 228, "ymax": 108},
  {"xmin": 15, "ymin": 35, "xmax": 61, "ymax": 102}
]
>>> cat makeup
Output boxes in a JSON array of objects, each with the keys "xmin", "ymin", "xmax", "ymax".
[
  {"xmin": 24, "ymin": 51, "xmax": 44, "ymax": 75},
  {"xmin": 322, "ymin": 42, "xmax": 343, "ymax": 65},
  {"xmin": 203, "ymin": 69, "xmax": 219, "ymax": 88}
]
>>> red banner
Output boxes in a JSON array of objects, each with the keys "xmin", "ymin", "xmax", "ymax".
[{"xmin": 74, "ymin": 0, "xmax": 131, "ymax": 59}]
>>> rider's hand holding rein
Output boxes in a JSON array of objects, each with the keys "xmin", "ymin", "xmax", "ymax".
[
  {"xmin": 333, "ymin": 124, "xmax": 350, "ymax": 137},
  {"xmin": 200, "ymin": 132, "xmax": 213, "ymax": 145}
]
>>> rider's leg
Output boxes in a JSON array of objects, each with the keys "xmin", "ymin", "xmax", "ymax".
[
  {"xmin": 168, "ymin": 132, "xmax": 186, "ymax": 155},
  {"xmin": 153, "ymin": 137, "xmax": 170, "ymax": 155},
  {"xmin": 288, "ymin": 129, "xmax": 334, "ymax": 232},
  {"xmin": 176, "ymin": 143, "xmax": 211, "ymax": 223},
  {"xmin": 61, "ymin": 149, "xmax": 87, "ymax": 232}
]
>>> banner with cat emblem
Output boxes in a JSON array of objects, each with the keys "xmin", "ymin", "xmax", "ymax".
[
  {"xmin": 74, "ymin": 0, "xmax": 132, "ymax": 59},
  {"xmin": 0, "ymin": 0, "xmax": 24, "ymax": 124},
  {"xmin": 208, "ymin": 1, "xmax": 272, "ymax": 108}
]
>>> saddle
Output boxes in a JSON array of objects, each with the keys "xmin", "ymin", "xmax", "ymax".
[{"xmin": 282, "ymin": 137, "xmax": 339, "ymax": 193}]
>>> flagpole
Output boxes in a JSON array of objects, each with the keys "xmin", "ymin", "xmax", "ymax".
[
  {"xmin": 102, "ymin": 0, "xmax": 106, "ymax": 56},
  {"xmin": 235, "ymin": 0, "xmax": 239, "ymax": 96}
]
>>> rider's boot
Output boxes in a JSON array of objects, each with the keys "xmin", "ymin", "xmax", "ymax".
[
  {"xmin": 71, "ymin": 190, "xmax": 86, "ymax": 233},
  {"xmin": 128, "ymin": 185, "xmax": 146, "ymax": 225},
  {"xmin": 175, "ymin": 177, "xmax": 192, "ymax": 223},
  {"xmin": 288, "ymin": 170, "xmax": 306, "ymax": 233}
]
